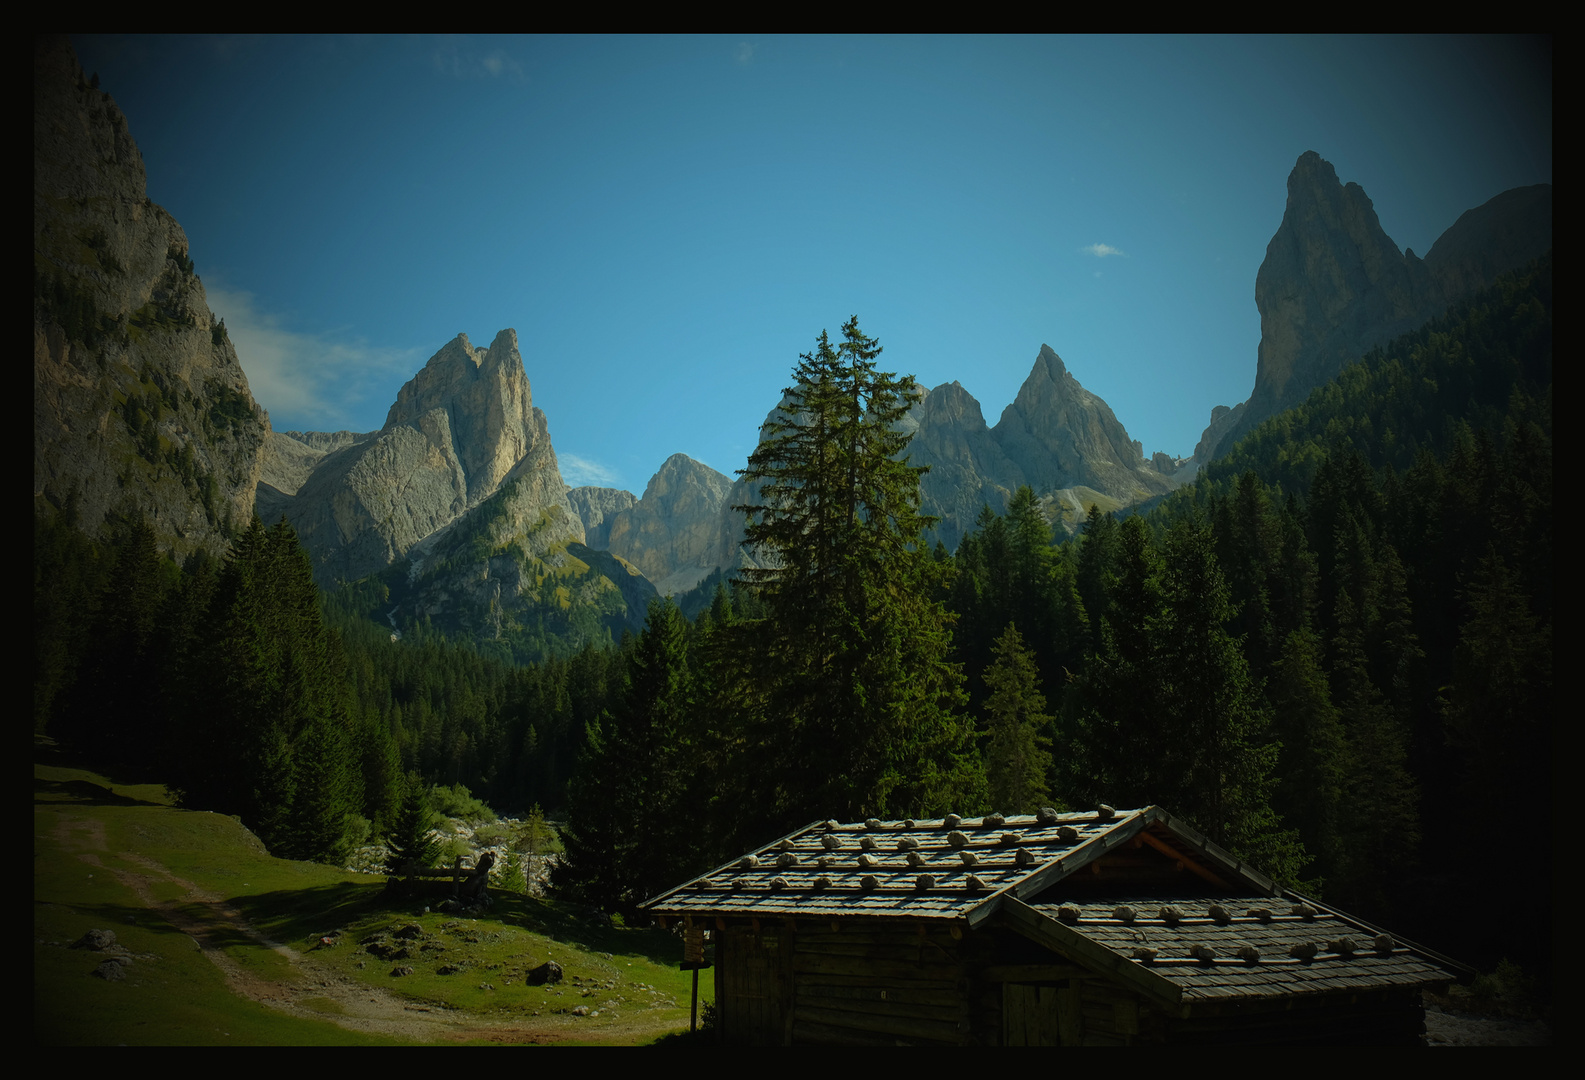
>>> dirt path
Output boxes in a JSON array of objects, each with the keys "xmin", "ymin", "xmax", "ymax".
[{"xmin": 54, "ymin": 813, "xmax": 677, "ymax": 1044}]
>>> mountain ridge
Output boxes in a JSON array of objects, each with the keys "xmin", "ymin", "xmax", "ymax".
[
  {"xmin": 1201, "ymin": 151, "xmax": 1552, "ymax": 461},
  {"xmin": 33, "ymin": 35, "xmax": 268, "ymax": 558}
]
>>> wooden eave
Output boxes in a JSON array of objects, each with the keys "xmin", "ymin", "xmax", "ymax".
[
  {"xmin": 1135, "ymin": 810, "xmax": 1281, "ymax": 898},
  {"xmin": 996, "ymin": 895, "xmax": 1185, "ymax": 1014},
  {"xmin": 1278, "ymin": 888, "xmax": 1475, "ymax": 982},
  {"xmin": 644, "ymin": 817, "xmax": 822, "ymax": 912}
]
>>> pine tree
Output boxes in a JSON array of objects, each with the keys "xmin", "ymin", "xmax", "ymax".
[
  {"xmin": 554, "ymin": 715, "xmax": 629, "ymax": 908},
  {"xmin": 734, "ymin": 317, "xmax": 980, "ymax": 823},
  {"xmin": 556, "ymin": 598, "xmax": 697, "ymax": 915},
  {"xmin": 386, "ymin": 772, "xmax": 440, "ymax": 872},
  {"xmin": 1268, "ymin": 628, "xmax": 1346, "ymax": 890},
  {"xmin": 981, "ymin": 624, "xmax": 1055, "ymax": 814},
  {"xmin": 168, "ymin": 516, "xmax": 359, "ymax": 863},
  {"xmin": 1152, "ymin": 515, "xmax": 1304, "ymax": 882}
]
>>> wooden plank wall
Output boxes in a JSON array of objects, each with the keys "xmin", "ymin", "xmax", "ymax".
[
  {"xmin": 715, "ymin": 924, "xmax": 1000, "ymax": 1045},
  {"xmin": 793, "ymin": 926, "xmax": 996, "ymax": 1045}
]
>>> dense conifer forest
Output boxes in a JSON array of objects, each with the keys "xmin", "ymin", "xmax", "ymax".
[{"xmin": 35, "ymin": 258, "xmax": 1551, "ymax": 984}]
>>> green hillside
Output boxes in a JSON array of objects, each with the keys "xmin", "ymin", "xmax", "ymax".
[{"xmin": 35, "ymin": 746, "xmax": 708, "ymax": 1046}]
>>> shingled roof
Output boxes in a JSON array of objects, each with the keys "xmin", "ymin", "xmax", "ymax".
[
  {"xmin": 646, "ymin": 806, "xmax": 1271, "ymax": 924},
  {"xmin": 646, "ymin": 805, "xmax": 1465, "ymax": 1006}
]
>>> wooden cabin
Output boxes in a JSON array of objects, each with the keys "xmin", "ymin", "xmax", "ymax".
[{"xmin": 645, "ymin": 806, "xmax": 1465, "ymax": 1046}]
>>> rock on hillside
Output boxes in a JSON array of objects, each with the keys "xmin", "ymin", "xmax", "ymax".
[
  {"xmin": 255, "ymin": 428, "xmax": 376, "ymax": 525},
  {"xmin": 988, "ymin": 345, "xmax": 1180, "ymax": 507},
  {"xmin": 566, "ymin": 486, "xmax": 638, "ymax": 550},
  {"xmin": 1203, "ymin": 152, "xmax": 1552, "ymax": 461},
  {"xmin": 673, "ymin": 346, "xmax": 1185, "ymax": 575},
  {"xmin": 33, "ymin": 36, "xmax": 268, "ymax": 557},
  {"xmin": 908, "ymin": 380, "xmax": 1026, "ymax": 553},
  {"xmin": 280, "ymin": 329, "xmax": 585, "ymax": 586},
  {"xmin": 275, "ymin": 329, "xmax": 661, "ymax": 657},
  {"xmin": 901, "ymin": 348, "xmax": 1181, "ymax": 551},
  {"xmin": 603, "ymin": 453, "xmax": 733, "ymax": 596},
  {"xmin": 1421, "ymin": 184, "xmax": 1553, "ymax": 303}
]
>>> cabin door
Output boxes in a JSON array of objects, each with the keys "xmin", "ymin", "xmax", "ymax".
[
  {"xmin": 1003, "ymin": 982, "xmax": 1081, "ymax": 1045},
  {"xmin": 719, "ymin": 927, "xmax": 786, "ymax": 1045}
]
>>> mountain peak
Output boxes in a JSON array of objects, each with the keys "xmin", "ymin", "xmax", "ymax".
[
  {"xmin": 1034, "ymin": 343, "xmax": 1069, "ymax": 381},
  {"xmin": 988, "ymin": 347, "xmax": 1173, "ymax": 504},
  {"xmin": 1201, "ymin": 154, "xmax": 1551, "ymax": 462}
]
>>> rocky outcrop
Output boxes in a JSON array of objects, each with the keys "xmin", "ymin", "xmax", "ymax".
[
  {"xmin": 602, "ymin": 454, "xmax": 733, "ymax": 596},
  {"xmin": 274, "ymin": 328, "xmax": 659, "ymax": 655},
  {"xmin": 381, "ymin": 330, "xmax": 542, "ymax": 502},
  {"xmin": 1422, "ymin": 184, "xmax": 1553, "ymax": 303},
  {"xmin": 988, "ymin": 345, "xmax": 1178, "ymax": 505},
  {"xmin": 566, "ymin": 486, "xmax": 638, "ymax": 550},
  {"xmin": 1234, "ymin": 152, "xmax": 1438, "ymax": 447},
  {"xmin": 397, "ymin": 471, "xmax": 649, "ymax": 650},
  {"xmin": 255, "ymin": 429, "xmax": 379, "ymax": 524},
  {"xmin": 283, "ymin": 329, "xmax": 585, "ymax": 586},
  {"xmin": 1191, "ymin": 402, "xmax": 1245, "ymax": 470},
  {"xmin": 1204, "ymin": 152, "xmax": 1552, "ymax": 461},
  {"xmin": 908, "ymin": 381, "xmax": 1026, "ymax": 552},
  {"xmin": 678, "ymin": 347, "xmax": 1184, "ymax": 570},
  {"xmin": 33, "ymin": 36, "xmax": 268, "ymax": 557}
]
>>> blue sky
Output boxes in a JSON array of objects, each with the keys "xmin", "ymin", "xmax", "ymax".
[{"xmin": 71, "ymin": 35, "xmax": 1551, "ymax": 492}]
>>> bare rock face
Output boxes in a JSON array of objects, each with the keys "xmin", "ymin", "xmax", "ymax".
[
  {"xmin": 908, "ymin": 381, "xmax": 1026, "ymax": 553},
  {"xmin": 276, "ymin": 329, "xmax": 658, "ymax": 654},
  {"xmin": 383, "ymin": 330, "xmax": 541, "ymax": 501},
  {"xmin": 1191, "ymin": 402, "xmax": 1245, "ymax": 470},
  {"xmin": 682, "ymin": 349, "xmax": 1182, "ymax": 575},
  {"xmin": 1240, "ymin": 152, "xmax": 1436, "ymax": 439},
  {"xmin": 33, "ymin": 36, "xmax": 267, "ymax": 557},
  {"xmin": 1203, "ymin": 153, "xmax": 1552, "ymax": 461},
  {"xmin": 284, "ymin": 329, "xmax": 586, "ymax": 585},
  {"xmin": 989, "ymin": 345, "xmax": 1177, "ymax": 505},
  {"xmin": 603, "ymin": 453, "xmax": 732, "ymax": 596},
  {"xmin": 566, "ymin": 486, "xmax": 639, "ymax": 550}
]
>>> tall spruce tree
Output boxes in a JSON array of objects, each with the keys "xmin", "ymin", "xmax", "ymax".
[
  {"xmin": 734, "ymin": 317, "xmax": 981, "ymax": 824},
  {"xmin": 981, "ymin": 624, "xmax": 1055, "ymax": 814},
  {"xmin": 168, "ymin": 516, "xmax": 359, "ymax": 863},
  {"xmin": 556, "ymin": 598, "xmax": 702, "ymax": 915},
  {"xmin": 386, "ymin": 771, "xmax": 440, "ymax": 872},
  {"xmin": 1152, "ymin": 515, "xmax": 1304, "ymax": 882}
]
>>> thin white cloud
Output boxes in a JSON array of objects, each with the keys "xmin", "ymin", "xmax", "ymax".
[
  {"xmin": 432, "ymin": 38, "xmax": 526, "ymax": 82},
  {"xmin": 1082, "ymin": 243, "xmax": 1126, "ymax": 258},
  {"xmin": 206, "ymin": 287, "xmax": 421, "ymax": 433},
  {"xmin": 735, "ymin": 42, "xmax": 756, "ymax": 66},
  {"xmin": 558, "ymin": 453, "xmax": 622, "ymax": 489}
]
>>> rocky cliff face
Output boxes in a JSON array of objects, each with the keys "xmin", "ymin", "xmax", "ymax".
[
  {"xmin": 601, "ymin": 453, "xmax": 733, "ymax": 596},
  {"xmin": 274, "ymin": 328, "xmax": 660, "ymax": 656},
  {"xmin": 1203, "ymin": 152, "xmax": 1553, "ymax": 461},
  {"xmin": 908, "ymin": 380, "xmax": 1026, "ymax": 552},
  {"xmin": 989, "ymin": 345, "xmax": 1179, "ymax": 506},
  {"xmin": 33, "ymin": 36, "xmax": 268, "ymax": 557},
  {"xmin": 1421, "ymin": 184, "xmax": 1553, "ymax": 302},
  {"xmin": 1237, "ymin": 152, "xmax": 1438, "ymax": 444},
  {"xmin": 279, "ymin": 329, "xmax": 585, "ymax": 586},
  {"xmin": 566, "ymin": 486, "xmax": 639, "ymax": 550}
]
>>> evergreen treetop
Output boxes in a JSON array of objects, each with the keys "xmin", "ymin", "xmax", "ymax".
[{"xmin": 734, "ymin": 317, "xmax": 981, "ymax": 823}]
